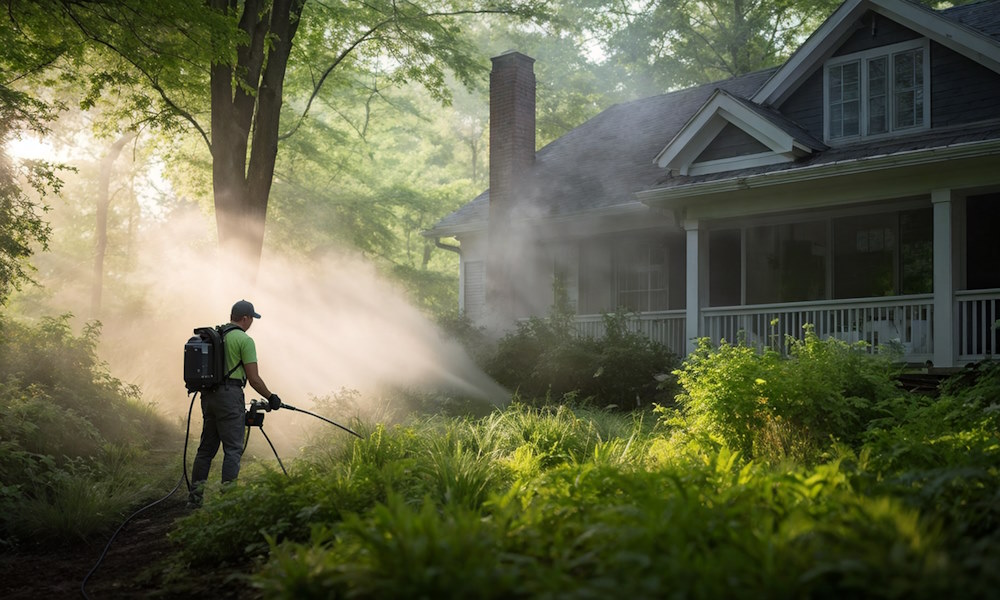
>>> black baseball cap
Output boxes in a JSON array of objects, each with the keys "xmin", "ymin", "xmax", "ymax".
[{"xmin": 231, "ymin": 299, "xmax": 261, "ymax": 319}]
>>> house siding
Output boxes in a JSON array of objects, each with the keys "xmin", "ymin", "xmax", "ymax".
[
  {"xmin": 833, "ymin": 11, "xmax": 920, "ymax": 56},
  {"xmin": 931, "ymin": 42, "xmax": 1000, "ymax": 126},
  {"xmin": 695, "ymin": 123, "xmax": 770, "ymax": 162},
  {"xmin": 779, "ymin": 69, "xmax": 825, "ymax": 140}
]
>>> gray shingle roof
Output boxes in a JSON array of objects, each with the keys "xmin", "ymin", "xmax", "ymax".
[
  {"xmin": 425, "ymin": 0, "xmax": 1000, "ymax": 237},
  {"xmin": 426, "ymin": 69, "xmax": 776, "ymax": 235},
  {"xmin": 942, "ymin": 0, "xmax": 1000, "ymax": 40}
]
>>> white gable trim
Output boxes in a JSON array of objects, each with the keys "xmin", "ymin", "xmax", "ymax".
[
  {"xmin": 654, "ymin": 89, "xmax": 813, "ymax": 176},
  {"xmin": 686, "ymin": 151, "xmax": 795, "ymax": 176},
  {"xmin": 753, "ymin": 0, "xmax": 1000, "ymax": 107}
]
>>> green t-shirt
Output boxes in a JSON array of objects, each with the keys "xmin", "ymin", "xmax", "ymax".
[{"xmin": 223, "ymin": 326, "xmax": 257, "ymax": 382}]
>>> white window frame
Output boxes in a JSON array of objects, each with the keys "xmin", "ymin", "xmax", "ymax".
[
  {"xmin": 823, "ymin": 39, "xmax": 931, "ymax": 143},
  {"xmin": 612, "ymin": 239, "xmax": 670, "ymax": 313}
]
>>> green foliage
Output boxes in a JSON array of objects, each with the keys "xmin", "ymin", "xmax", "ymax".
[
  {"xmin": 259, "ymin": 495, "xmax": 512, "ymax": 599},
  {"xmin": 485, "ymin": 307, "xmax": 678, "ymax": 409},
  {"xmin": 156, "ymin": 367, "xmax": 1000, "ymax": 599},
  {"xmin": 0, "ymin": 313, "xmax": 172, "ymax": 545},
  {"xmin": 581, "ymin": 0, "xmax": 842, "ymax": 92},
  {"xmin": 861, "ymin": 361, "xmax": 1000, "ymax": 572},
  {"xmin": 673, "ymin": 327, "xmax": 902, "ymax": 462}
]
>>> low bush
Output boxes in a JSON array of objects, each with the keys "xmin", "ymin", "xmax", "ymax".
[
  {"xmin": 485, "ymin": 309, "xmax": 678, "ymax": 409},
  {"xmin": 673, "ymin": 326, "xmax": 903, "ymax": 462},
  {"xmin": 0, "ymin": 313, "xmax": 172, "ymax": 546}
]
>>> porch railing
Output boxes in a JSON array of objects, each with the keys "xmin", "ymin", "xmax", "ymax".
[
  {"xmin": 569, "ymin": 291, "xmax": 999, "ymax": 364},
  {"xmin": 701, "ymin": 295, "xmax": 935, "ymax": 361},
  {"xmin": 957, "ymin": 289, "xmax": 1000, "ymax": 362},
  {"xmin": 574, "ymin": 310, "xmax": 687, "ymax": 355}
]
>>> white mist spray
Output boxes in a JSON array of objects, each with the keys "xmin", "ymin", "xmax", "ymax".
[{"xmin": 91, "ymin": 202, "xmax": 510, "ymax": 431}]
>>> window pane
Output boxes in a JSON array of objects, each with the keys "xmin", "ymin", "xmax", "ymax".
[
  {"xmin": 867, "ymin": 57, "xmax": 887, "ymax": 134},
  {"xmin": 895, "ymin": 93, "xmax": 915, "ymax": 128},
  {"xmin": 579, "ymin": 241, "xmax": 613, "ymax": 313},
  {"xmin": 613, "ymin": 238, "xmax": 670, "ymax": 312},
  {"xmin": 709, "ymin": 229, "xmax": 741, "ymax": 307},
  {"xmin": 900, "ymin": 208, "xmax": 932, "ymax": 295},
  {"xmin": 967, "ymin": 193, "xmax": 1000, "ymax": 289},
  {"xmin": 894, "ymin": 52, "xmax": 914, "ymax": 88},
  {"xmin": 833, "ymin": 214, "xmax": 896, "ymax": 299},
  {"xmin": 747, "ymin": 222, "xmax": 827, "ymax": 304},
  {"xmin": 842, "ymin": 62, "xmax": 860, "ymax": 100},
  {"xmin": 828, "ymin": 62, "xmax": 861, "ymax": 139},
  {"xmin": 843, "ymin": 100, "xmax": 860, "ymax": 136},
  {"xmin": 869, "ymin": 96, "xmax": 886, "ymax": 134},
  {"xmin": 830, "ymin": 103, "xmax": 843, "ymax": 138},
  {"xmin": 892, "ymin": 49, "xmax": 923, "ymax": 129}
]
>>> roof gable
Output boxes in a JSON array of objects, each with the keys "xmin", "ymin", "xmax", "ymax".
[
  {"xmin": 654, "ymin": 89, "xmax": 824, "ymax": 176},
  {"xmin": 754, "ymin": 0, "xmax": 1000, "ymax": 107}
]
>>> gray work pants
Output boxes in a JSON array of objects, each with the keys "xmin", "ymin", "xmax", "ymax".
[{"xmin": 190, "ymin": 384, "xmax": 245, "ymax": 501}]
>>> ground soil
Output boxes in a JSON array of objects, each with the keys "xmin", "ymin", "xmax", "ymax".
[{"xmin": 0, "ymin": 496, "xmax": 258, "ymax": 599}]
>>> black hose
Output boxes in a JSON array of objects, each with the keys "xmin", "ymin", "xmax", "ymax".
[
  {"xmin": 182, "ymin": 391, "xmax": 197, "ymax": 493},
  {"xmin": 81, "ymin": 395, "xmax": 358, "ymax": 597},
  {"xmin": 80, "ymin": 474, "xmax": 185, "ymax": 599},
  {"xmin": 81, "ymin": 392, "xmax": 199, "ymax": 599},
  {"xmin": 257, "ymin": 427, "xmax": 288, "ymax": 476}
]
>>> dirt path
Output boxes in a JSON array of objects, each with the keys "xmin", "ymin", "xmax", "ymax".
[{"xmin": 0, "ymin": 496, "xmax": 256, "ymax": 599}]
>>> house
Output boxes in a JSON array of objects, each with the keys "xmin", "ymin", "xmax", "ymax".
[{"xmin": 424, "ymin": 0, "xmax": 1000, "ymax": 368}]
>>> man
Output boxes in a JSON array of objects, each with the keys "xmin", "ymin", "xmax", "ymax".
[{"xmin": 189, "ymin": 299, "xmax": 281, "ymax": 506}]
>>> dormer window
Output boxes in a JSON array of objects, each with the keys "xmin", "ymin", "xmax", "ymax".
[{"xmin": 824, "ymin": 39, "xmax": 930, "ymax": 142}]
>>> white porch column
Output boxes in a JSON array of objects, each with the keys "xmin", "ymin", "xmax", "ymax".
[
  {"xmin": 932, "ymin": 189, "xmax": 955, "ymax": 367},
  {"xmin": 685, "ymin": 221, "xmax": 704, "ymax": 355}
]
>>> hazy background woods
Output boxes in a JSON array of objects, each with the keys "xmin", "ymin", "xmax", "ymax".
[{"xmin": 4, "ymin": 0, "xmax": 956, "ymax": 412}]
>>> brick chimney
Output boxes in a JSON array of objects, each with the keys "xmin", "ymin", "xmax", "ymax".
[{"xmin": 486, "ymin": 51, "xmax": 535, "ymax": 326}]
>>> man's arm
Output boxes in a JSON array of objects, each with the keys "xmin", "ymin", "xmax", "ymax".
[{"xmin": 244, "ymin": 362, "xmax": 273, "ymax": 399}]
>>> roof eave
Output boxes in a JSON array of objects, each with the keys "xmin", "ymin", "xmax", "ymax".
[{"xmin": 637, "ymin": 138, "xmax": 1000, "ymax": 207}]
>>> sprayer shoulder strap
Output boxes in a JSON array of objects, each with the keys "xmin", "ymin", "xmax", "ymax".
[{"xmin": 219, "ymin": 324, "xmax": 245, "ymax": 380}]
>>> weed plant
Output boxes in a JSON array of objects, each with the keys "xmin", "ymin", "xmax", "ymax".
[{"xmin": 0, "ymin": 314, "xmax": 175, "ymax": 546}]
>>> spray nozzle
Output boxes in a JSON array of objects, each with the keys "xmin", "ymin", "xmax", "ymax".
[{"xmin": 249, "ymin": 399, "xmax": 271, "ymax": 412}]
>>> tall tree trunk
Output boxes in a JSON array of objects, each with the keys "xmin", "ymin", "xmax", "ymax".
[
  {"xmin": 209, "ymin": 0, "xmax": 305, "ymax": 281},
  {"xmin": 91, "ymin": 131, "xmax": 136, "ymax": 318}
]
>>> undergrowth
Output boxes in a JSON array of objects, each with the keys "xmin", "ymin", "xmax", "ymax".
[
  {"xmin": 0, "ymin": 313, "xmax": 175, "ymax": 546},
  {"xmin": 163, "ymin": 353, "xmax": 1000, "ymax": 598}
]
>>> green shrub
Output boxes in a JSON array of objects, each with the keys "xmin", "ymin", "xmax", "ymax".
[
  {"xmin": 255, "ymin": 445, "xmax": 962, "ymax": 599},
  {"xmin": 859, "ymin": 360, "xmax": 1000, "ymax": 588},
  {"xmin": 258, "ymin": 495, "xmax": 513, "ymax": 600},
  {"xmin": 161, "ymin": 399, "xmax": 1000, "ymax": 598},
  {"xmin": 486, "ymin": 310, "xmax": 677, "ymax": 409},
  {"xmin": 673, "ymin": 327, "xmax": 904, "ymax": 462},
  {"xmin": 0, "ymin": 313, "xmax": 171, "ymax": 545}
]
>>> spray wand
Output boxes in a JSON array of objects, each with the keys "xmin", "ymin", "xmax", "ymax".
[
  {"xmin": 244, "ymin": 397, "xmax": 363, "ymax": 475},
  {"xmin": 247, "ymin": 398, "xmax": 362, "ymax": 438}
]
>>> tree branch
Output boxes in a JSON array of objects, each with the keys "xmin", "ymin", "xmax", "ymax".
[
  {"xmin": 280, "ymin": 6, "xmax": 534, "ymax": 141},
  {"xmin": 58, "ymin": 2, "xmax": 212, "ymax": 150},
  {"xmin": 279, "ymin": 20, "xmax": 389, "ymax": 140}
]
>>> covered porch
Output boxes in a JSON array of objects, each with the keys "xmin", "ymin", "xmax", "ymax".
[{"xmin": 573, "ymin": 182, "xmax": 1000, "ymax": 367}]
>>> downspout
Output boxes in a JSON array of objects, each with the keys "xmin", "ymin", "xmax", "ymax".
[{"xmin": 435, "ymin": 238, "xmax": 461, "ymax": 255}]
